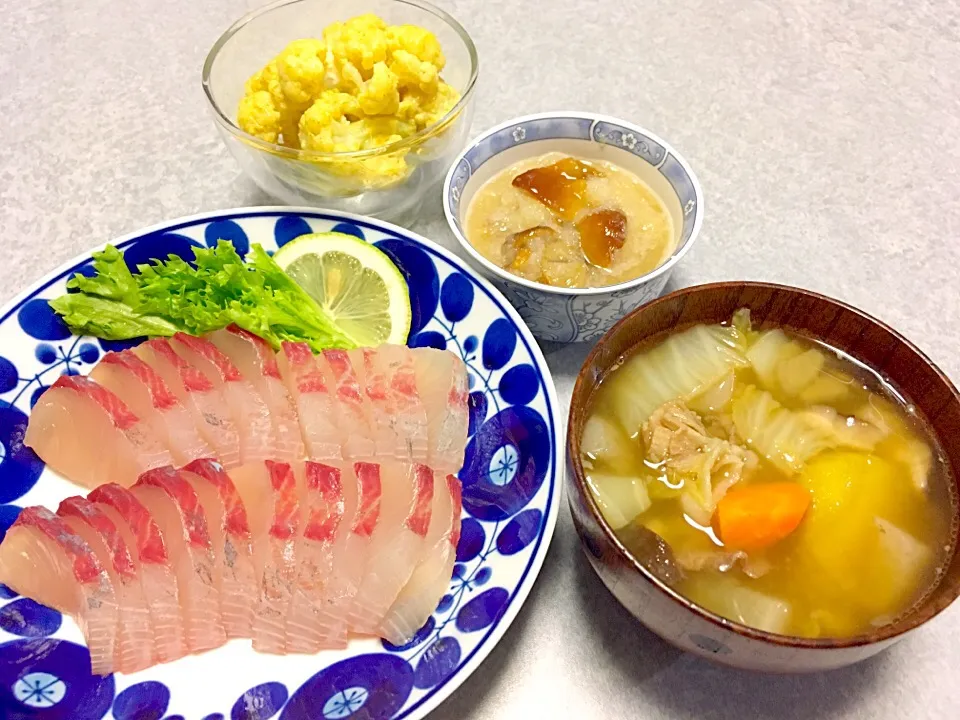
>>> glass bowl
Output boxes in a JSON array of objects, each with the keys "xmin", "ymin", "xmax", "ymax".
[{"xmin": 202, "ymin": 0, "xmax": 478, "ymax": 225}]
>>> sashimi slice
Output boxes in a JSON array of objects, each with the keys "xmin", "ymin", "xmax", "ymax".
[
  {"xmin": 136, "ymin": 338, "xmax": 241, "ymax": 468},
  {"xmin": 348, "ymin": 463, "xmax": 434, "ymax": 634},
  {"xmin": 412, "ymin": 349, "xmax": 469, "ymax": 472},
  {"xmin": 278, "ymin": 342, "xmax": 341, "ymax": 462},
  {"xmin": 24, "ymin": 375, "xmax": 172, "ymax": 489},
  {"xmin": 0, "ymin": 507, "xmax": 118, "ymax": 675},
  {"xmin": 134, "ymin": 467, "xmax": 226, "ymax": 654},
  {"xmin": 351, "ymin": 348, "xmax": 395, "ymax": 457},
  {"xmin": 231, "ymin": 460, "xmax": 300, "ymax": 654},
  {"xmin": 321, "ymin": 349, "xmax": 377, "ymax": 460},
  {"xmin": 211, "ymin": 326, "xmax": 305, "ymax": 463},
  {"xmin": 285, "ymin": 461, "xmax": 348, "ymax": 653},
  {"xmin": 182, "ymin": 459, "xmax": 255, "ymax": 638},
  {"xmin": 172, "ymin": 333, "xmax": 274, "ymax": 465},
  {"xmin": 91, "ymin": 350, "xmax": 216, "ymax": 465},
  {"xmin": 58, "ymin": 496, "xmax": 154, "ymax": 673},
  {"xmin": 313, "ymin": 461, "xmax": 382, "ymax": 647},
  {"xmin": 88, "ymin": 483, "xmax": 185, "ymax": 663},
  {"xmin": 380, "ymin": 345, "xmax": 430, "ymax": 463},
  {"xmin": 380, "ymin": 474, "xmax": 462, "ymax": 645}
]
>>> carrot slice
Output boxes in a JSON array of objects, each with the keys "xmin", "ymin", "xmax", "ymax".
[{"xmin": 715, "ymin": 482, "xmax": 811, "ymax": 550}]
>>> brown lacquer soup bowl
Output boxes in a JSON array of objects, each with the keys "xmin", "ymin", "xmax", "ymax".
[{"xmin": 566, "ymin": 281, "xmax": 960, "ymax": 672}]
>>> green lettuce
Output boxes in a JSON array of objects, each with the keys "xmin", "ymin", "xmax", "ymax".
[{"xmin": 49, "ymin": 242, "xmax": 355, "ymax": 351}]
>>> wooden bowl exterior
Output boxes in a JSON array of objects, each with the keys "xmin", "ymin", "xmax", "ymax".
[{"xmin": 566, "ymin": 282, "xmax": 960, "ymax": 671}]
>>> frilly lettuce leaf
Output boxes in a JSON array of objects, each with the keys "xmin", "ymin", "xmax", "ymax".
[{"xmin": 50, "ymin": 241, "xmax": 355, "ymax": 351}]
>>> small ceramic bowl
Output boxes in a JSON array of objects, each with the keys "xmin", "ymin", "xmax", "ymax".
[
  {"xmin": 443, "ymin": 112, "xmax": 703, "ymax": 343},
  {"xmin": 567, "ymin": 282, "xmax": 960, "ymax": 672}
]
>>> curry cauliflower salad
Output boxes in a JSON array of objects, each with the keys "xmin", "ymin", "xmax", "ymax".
[{"xmin": 237, "ymin": 13, "xmax": 461, "ymax": 190}]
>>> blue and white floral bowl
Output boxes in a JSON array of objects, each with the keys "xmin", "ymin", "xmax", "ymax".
[
  {"xmin": 443, "ymin": 112, "xmax": 704, "ymax": 343},
  {"xmin": 0, "ymin": 208, "xmax": 560, "ymax": 719}
]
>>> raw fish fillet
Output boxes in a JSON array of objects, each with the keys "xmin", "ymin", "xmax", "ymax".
[
  {"xmin": 136, "ymin": 338, "xmax": 241, "ymax": 468},
  {"xmin": 313, "ymin": 461, "xmax": 382, "ymax": 647},
  {"xmin": 414, "ymin": 348, "xmax": 469, "ymax": 472},
  {"xmin": 0, "ymin": 507, "xmax": 118, "ymax": 675},
  {"xmin": 285, "ymin": 461, "xmax": 348, "ymax": 653},
  {"xmin": 348, "ymin": 463, "xmax": 434, "ymax": 634},
  {"xmin": 380, "ymin": 474, "xmax": 462, "ymax": 645},
  {"xmin": 380, "ymin": 345, "xmax": 430, "ymax": 462},
  {"xmin": 278, "ymin": 342, "xmax": 341, "ymax": 461},
  {"xmin": 88, "ymin": 483, "xmax": 185, "ymax": 663},
  {"xmin": 231, "ymin": 460, "xmax": 301, "ymax": 654},
  {"xmin": 92, "ymin": 350, "xmax": 216, "ymax": 465},
  {"xmin": 135, "ymin": 467, "xmax": 226, "ymax": 653},
  {"xmin": 182, "ymin": 459, "xmax": 255, "ymax": 639},
  {"xmin": 211, "ymin": 326, "xmax": 305, "ymax": 462},
  {"xmin": 172, "ymin": 333, "xmax": 274, "ymax": 465},
  {"xmin": 322, "ymin": 350, "xmax": 377, "ymax": 460},
  {"xmin": 58, "ymin": 496, "xmax": 154, "ymax": 673},
  {"xmin": 24, "ymin": 375, "xmax": 173, "ymax": 489}
]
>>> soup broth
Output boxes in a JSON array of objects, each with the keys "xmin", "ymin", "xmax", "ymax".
[
  {"xmin": 465, "ymin": 153, "xmax": 674, "ymax": 288},
  {"xmin": 581, "ymin": 309, "xmax": 958, "ymax": 638}
]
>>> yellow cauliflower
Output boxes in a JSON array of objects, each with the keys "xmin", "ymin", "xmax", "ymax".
[
  {"xmin": 387, "ymin": 25, "xmax": 446, "ymax": 69},
  {"xmin": 275, "ymin": 39, "xmax": 327, "ymax": 108},
  {"xmin": 357, "ymin": 62, "xmax": 400, "ymax": 116},
  {"xmin": 240, "ymin": 61, "xmax": 301, "ymax": 148},
  {"xmin": 237, "ymin": 13, "xmax": 461, "ymax": 186}
]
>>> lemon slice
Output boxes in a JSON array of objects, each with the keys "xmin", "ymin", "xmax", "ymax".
[{"xmin": 273, "ymin": 232, "xmax": 411, "ymax": 347}]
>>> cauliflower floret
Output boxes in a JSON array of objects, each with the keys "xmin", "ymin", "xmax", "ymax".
[
  {"xmin": 275, "ymin": 39, "xmax": 327, "ymax": 108},
  {"xmin": 237, "ymin": 90, "xmax": 283, "ymax": 144},
  {"xmin": 241, "ymin": 61, "xmax": 302, "ymax": 148},
  {"xmin": 298, "ymin": 91, "xmax": 364, "ymax": 153},
  {"xmin": 357, "ymin": 62, "xmax": 400, "ymax": 116},
  {"xmin": 323, "ymin": 14, "xmax": 389, "ymax": 81},
  {"xmin": 388, "ymin": 49, "xmax": 439, "ymax": 95},
  {"xmin": 387, "ymin": 24, "xmax": 446, "ymax": 69}
]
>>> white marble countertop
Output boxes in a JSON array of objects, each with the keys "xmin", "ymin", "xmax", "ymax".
[{"xmin": 3, "ymin": 0, "xmax": 960, "ymax": 718}]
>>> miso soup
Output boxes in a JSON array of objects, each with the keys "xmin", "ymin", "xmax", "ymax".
[{"xmin": 581, "ymin": 309, "xmax": 958, "ymax": 638}]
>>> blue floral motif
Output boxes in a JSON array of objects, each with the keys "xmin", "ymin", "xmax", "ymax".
[
  {"xmin": 413, "ymin": 637, "xmax": 461, "ymax": 689},
  {"xmin": 461, "ymin": 406, "xmax": 550, "ymax": 521},
  {"xmin": 455, "ymin": 518, "xmax": 485, "ymax": 562},
  {"xmin": 0, "ymin": 357, "xmax": 17, "ymax": 394},
  {"xmin": 113, "ymin": 681, "xmax": 170, "ymax": 720},
  {"xmin": 439, "ymin": 273, "xmax": 474, "ymax": 323},
  {"xmin": 456, "ymin": 588, "xmax": 509, "ymax": 633},
  {"xmin": 281, "ymin": 655, "xmax": 413, "ymax": 720},
  {"xmin": 481, "ymin": 319, "xmax": 516, "ymax": 370},
  {"xmin": 0, "ymin": 638, "xmax": 115, "ymax": 719},
  {"xmin": 375, "ymin": 240, "xmax": 439, "ymax": 337},
  {"xmin": 0, "ymin": 404, "xmax": 44, "ymax": 503},
  {"xmin": 231, "ymin": 682, "xmax": 288, "ymax": 720},
  {"xmin": 0, "ymin": 598, "xmax": 62, "ymax": 637},
  {"xmin": 410, "ymin": 331, "xmax": 445, "ymax": 351},
  {"xmin": 330, "ymin": 222, "xmax": 365, "ymax": 240},
  {"xmin": 466, "ymin": 391, "xmax": 487, "ymax": 436},
  {"xmin": 205, "ymin": 220, "xmax": 250, "ymax": 257},
  {"xmin": 498, "ymin": 364, "xmax": 539, "ymax": 406},
  {"xmin": 273, "ymin": 216, "xmax": 313, "ymax": 247},
  {"xmin": 18, "ymin": 300, "xmax": 72, "ymax": 341},
  {"xmin": 123, "ymin": 233, "xmax": 200, "ymax": 272},
  {"xmin": 496, "ymin": 509, "xmax": 543, "ymax": 556}
]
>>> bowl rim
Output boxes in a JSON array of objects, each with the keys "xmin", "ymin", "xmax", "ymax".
[
  {"xmin": 442, "ymin": 111, "xmax": 704, "ymax": 297},
  {"xmin": 200, "ymin": 0, "xmax": 480, "ymax": 161},
  {"xmin": 567, "ymin": 280, "xmax": 960, "ymax": 650}
]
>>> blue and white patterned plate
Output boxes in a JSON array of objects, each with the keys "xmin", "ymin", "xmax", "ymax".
[{"xmin": 0, "ymin": 208, "xmax": 561, "ymax": 720}]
